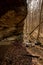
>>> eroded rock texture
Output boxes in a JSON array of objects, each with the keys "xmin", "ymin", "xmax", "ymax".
[
  {"xmin": 0, "ymin": 0, "xmax": 27, "ymax": 26},
  {"xmin": 0, "ymin": 0, "xmax": 27, "ymax": 41}
]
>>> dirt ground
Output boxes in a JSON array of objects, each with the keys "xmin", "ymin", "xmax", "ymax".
[{"xmin": 0, "ymin": 42, "xmax": 32, "ymax": 65}]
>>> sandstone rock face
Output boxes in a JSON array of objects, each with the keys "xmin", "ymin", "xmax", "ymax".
[
  {"xmin": 0, "ymin": 0, "xmax": 27, "ymax": 27},
  {"xmin": 0, "ymin": 0, "xmax": 27, "ymax": 41}
]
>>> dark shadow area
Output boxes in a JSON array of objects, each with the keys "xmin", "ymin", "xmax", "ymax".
[
  {"xmin": 0, "ymin": 45, "xmax": 32, "ymax": 65},
  {"xmin": 0, "ymin": 0, "xmax": 27, "ymax": 18}
]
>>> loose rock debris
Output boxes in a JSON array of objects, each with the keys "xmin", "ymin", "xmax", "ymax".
[{"xmin": 0, "ymin": 43, "xmax": 32, "ymax": 65}]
